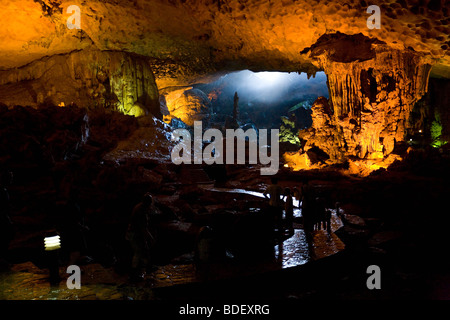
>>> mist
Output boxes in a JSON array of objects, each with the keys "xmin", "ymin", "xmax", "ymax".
[{"xmin": 195, "ymin": 70, "xmax": 329, "ymax": 129}]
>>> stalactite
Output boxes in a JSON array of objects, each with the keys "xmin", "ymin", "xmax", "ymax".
[
  {"xmin": 0, "ymin": 48, "xmax": 160, "ymax": 117},
  {"xmin": 301, "ymin": 35, "xmax": 433, "ymax": 161}
]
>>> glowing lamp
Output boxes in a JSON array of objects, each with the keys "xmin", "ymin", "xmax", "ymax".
[
  {"xmin": 44, "ymin": 232, "xmax": 61, "ymax": 284},
  {"xmin": 44, "ymin": 235, "xmax": 61, "ymax": 251},
  {"xmin": 284, "ymin": 164, "xmax": 289, "ymax": 168}
]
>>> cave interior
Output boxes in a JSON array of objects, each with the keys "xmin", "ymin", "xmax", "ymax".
[{"xmin": 0, "ymin": 0, "xmax": 450, "ymax": 302}]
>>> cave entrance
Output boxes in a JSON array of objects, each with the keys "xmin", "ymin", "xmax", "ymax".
[{"xmin": 192, "ymin": 70, "xmax": 329, "ymax": 136}]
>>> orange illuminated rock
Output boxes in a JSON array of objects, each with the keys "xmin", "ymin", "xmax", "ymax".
[
  {"xmin": 0, "ymin": 0, "xmax": 447, "ymax": 86},
  {"xmin": 299, "ymin": 33, "xmax": 433, "ymax": 162},
  {"xmin": 162, "ymin": 88, "xmax": 212, "ymax": 126}
]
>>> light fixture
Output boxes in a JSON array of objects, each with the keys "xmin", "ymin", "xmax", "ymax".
[
  {"xmin": 44, "ymin": 235, "xmax": 61, "ymax": 251},
  {"xmin": 44, "ymin": 231, "xmax": 61, "ymax": 285}
]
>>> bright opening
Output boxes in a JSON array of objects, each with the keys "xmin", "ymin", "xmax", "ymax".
[{"xmin": 194, "ymin": 70, "xmax": 329, "ymax": 130}]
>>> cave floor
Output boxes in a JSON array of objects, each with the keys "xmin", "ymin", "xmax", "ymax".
[
  {"xmin": 0, "ymin": 208, "xmax": 345, "ymax": 300},
  {"xmin": 2, "ymin": 141, "xmax": 450, "ymax": 300}
]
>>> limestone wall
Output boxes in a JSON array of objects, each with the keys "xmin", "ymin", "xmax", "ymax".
[{"xmin": 0, "ymin": 48, "xmax": 160, "ymax": 117}]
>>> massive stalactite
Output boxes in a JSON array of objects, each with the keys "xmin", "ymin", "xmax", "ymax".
[{"xmin": 298, "ymin": 33, "xmax": 433, "ymax": 162}]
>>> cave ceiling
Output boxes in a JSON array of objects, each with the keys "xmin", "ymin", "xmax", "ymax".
[{"xmin": 0, "ymin": 0, "xmax": 449, "ymax": 88}]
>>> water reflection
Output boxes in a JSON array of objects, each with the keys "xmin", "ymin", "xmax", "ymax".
[
  {"xmin": 204, "ymin": 187, "xmax": 302, "ymax": 209},
  {"xmin": 204, "ymin": 187, "xmax": 266, "ymax": 199},
  {"xmin": 274, "ymin": 229, "xmax": 311, "ymax": 268},
  {"xmin": 202, "ymin": 187, "xmax": 345, "ymax": 270}
]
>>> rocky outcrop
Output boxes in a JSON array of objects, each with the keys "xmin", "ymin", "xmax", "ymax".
[
  {"xmin": 161, "ymin": 88, "xmax": 212, "ymax": 126},
  {"xmin": 0, "ymin": 0, "xmax": 448, "ymax": 86},
  {"xmin": 0, "ymin": 48, "xmax": 161, "ymax": 117},
  {"xmin": 0, "ymin": 104, "xmax": 142, "ymax": 168},
  {"xmin": 299, "ymin": 33, "xmax": 433, "ymax": 161}
]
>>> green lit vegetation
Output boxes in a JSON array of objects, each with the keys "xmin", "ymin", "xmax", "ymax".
[
  {"xmin": 279, "ymin": 116, "xmax": 301, "ymax": 146},
  {"xmin": 287, "ymin": 100, "xmax": 312, "ymax": 113},
  {"xmin": 430, "ymin": 111, "xmax": 448, "ymax": 148},
  {"xmin": 118, "ymin": 103, "xmax": 146, "ymax": 117}
]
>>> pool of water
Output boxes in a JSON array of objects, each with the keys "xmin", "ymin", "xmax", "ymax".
[{"xmin": 274, "ymin": 229, "xmax": 311, "ymax": 268}]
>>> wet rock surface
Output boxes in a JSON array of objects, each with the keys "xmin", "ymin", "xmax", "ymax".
[{"xmin": 1, "ymin": 104, "xmax": 450, "ymax": 300}]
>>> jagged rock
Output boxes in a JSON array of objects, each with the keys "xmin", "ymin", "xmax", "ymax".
[
  {"xmin": 306, "ymin": 146, "xmax": 330, "ymax": 165},
  {"xmin": 299, "ymin": 97, "xmax": 345, "ymax": 162},
  {"xmin": 102, "ymin": 115, "xmax": 175, "ymax": 163},
  {"xmin": 346, "ymin": 154, "xmax": 403, "ymax": 177},
  {"xmin": 0, "ymin": 48, "xmax": 161, "ymax": 118},
  {"xmin": 0, "ymin": 1, "xmax": 448, "ymax": 87},
  {"xmin": 162, "ymin": 88, "xmax": 211, "ymax": 126},
  {"xmin": 0, "ymin": 105, "xmax": 89, "ymax": 164},
  {"xmin": 168, "ymin": 118, "xmax": 189, "ymax": 129},
  {"xmin": 341, "ymin": 213, "xmax": 367, "ymax": 229},
  {"xmin": 300, "ymin": 33, "xmax": 433, "ymax": 162}
]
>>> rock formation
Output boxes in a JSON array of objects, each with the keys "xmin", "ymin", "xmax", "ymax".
[
  {"xmin": 298, "ymin": 33, "xmax": 433, "ymax": 162},
  {"xmin": 0, "ymin": 0, "xmax": 448, "ymax": 86},
  {"xmin": 0, "ymin": 48, "xmax": 161, "ymax": 117},
  {"xmin": 161, "ymin": 88, "xmax": 212, "ymax": 126},
  {"xmin": 0, "ymin": 0, "xmax": 448, "ymax": 172}
]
